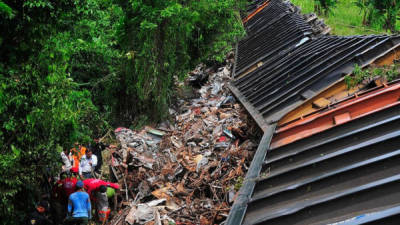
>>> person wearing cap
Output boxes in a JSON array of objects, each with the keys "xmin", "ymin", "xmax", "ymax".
[
  {"xmin": 27, "ymin": 200, "xmax": 53, "ymax": 225},
  {"xmin": 79, "ymin": 148, "xmax": 97, "ymax": 179},
  {"xmin": 67, "ymin": 181, "xmax": 91, "ymax": 225}
]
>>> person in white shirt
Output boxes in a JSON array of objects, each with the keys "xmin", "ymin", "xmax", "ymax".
[
  {"xmin": 79, "ymin": 148, "xmax": 97, "ymax": 179},
  {"xmin": 60, "ymin": 148, "xmax": 72, "ymax": 173}
]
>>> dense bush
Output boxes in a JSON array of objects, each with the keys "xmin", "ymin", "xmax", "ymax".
[
  {"xmin": 0, "ymin": 1, "xmax": 112, "ymax": 222},
  {"xmin": 0, "ymin": 0, "xmax": 245, "ymax": 223},
  {"xmin": 355, "ymin": 0, "xmax": 400, "ymax": 32},
  {"xmin": 113, "ymin": 0, "xmax": 245, "ymax": 122},
  {"xmin": 314, "ymin": 0, "xmax": 338, "ymax": 15}
]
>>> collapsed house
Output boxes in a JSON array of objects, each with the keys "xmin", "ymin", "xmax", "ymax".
[{"xmin": 227, "ymin": 0, "xmax": 400, "ymax": 225}]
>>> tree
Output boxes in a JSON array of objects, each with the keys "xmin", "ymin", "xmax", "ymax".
[
  {"xmin": 314, "ymin": 0, "xmax": 338, "ymax": 16},
  {"xmin": 378, "ymin": 0, "xmax": 400, "ymax": 32},
  {"xmin": 355, "ymin": 0, "xmax": 400, "ymax": 32},
  {"xmin": 0, "ymin": 0, "xmax": 246, "ymax": 223},
  {"xmin": 114, "ymin": 0, "xmax": 245, "ymax": 121},
  {"xmin": 355, "ymin": 0, "xmax": 376, "ymax": 26},
  {"xmin": 0, "ymin": 1, "xmax": 110, "ymax": 223}
]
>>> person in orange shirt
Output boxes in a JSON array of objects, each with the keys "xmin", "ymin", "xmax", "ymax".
[{"xmin": 70, "ymin": 143, "xmax": 87, "ymax": 169}]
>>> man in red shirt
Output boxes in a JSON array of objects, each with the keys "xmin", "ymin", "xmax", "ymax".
[
  {"xmin": 83, "ymin": 178, "xmax": 119, "ymax": 223},
  {"xmin": 51, "ymin": 171, "xmax": 78, "ymax": 223},
  {"xmin": 54, "ymin": 171, "xmax": 78, "ymax": 204},
  {"xmin": 83, "ymin": 178, "xmax": 119, "ymax": 201},
  {"xmin": 61, "ymin": 175, "xmax": 78, "ymax": 201}
]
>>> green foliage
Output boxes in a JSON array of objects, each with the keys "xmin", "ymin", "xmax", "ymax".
[
  {"xmin": 0, "ymin": 0, "xmax": 110, "ymax": 223},
  {"xmin": 291, "ymin": 0, "xmax": 395, "ymax": 35},
  {"xmin": 314, "ymin": 0, "xmax": 338, "ymax": 15},
  {"xmin": 0, "ymin": 62, "xmax": 105, "ymax": 224},
  {"xmin": 234, "ymin": 176, "xmax": 244, "ymax": 191},
  {"xmin": 115, "ymin": 0, "xmax": 245, "ymax": 121},
  {"xmin": 355, "ymin": 0, "xmax": 400, "ymax": 32},
  {"xmin": 354, "ymin": 0, "xmax": 379, "ymax": 26},
  {"xmin": 344, "ymin": 64, "xmax": 368, "ymax": 87},
  {"xmin": 0, "ymin": 0, "xmax": 245, "ymax": 223},
  {"xmin": 345, "ymin": 64, "xmax": 400, "ymax": 88},
  {"xmin": 0, "ymin": 1, "xmax": 14, "ymax": 18}
]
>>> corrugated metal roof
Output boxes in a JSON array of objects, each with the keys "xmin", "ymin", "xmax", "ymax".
[
  {"xmin": 234, "ymin": 35, "xmax": 400, "ymax": 123},
  {"xmin": 246, "ymin": 0, "xmax": 270, "ymax": 13},
  {"xmin": 228, "ymin": 84, "xmax": 400, "ymax": 225},
  {"xmin": 235, "ymin": 0, "xmax": 312, "ymax": 76},
  {"xmin": 244, "ymin": 0, "xmax": 301, "ymax": 35},
  {"xmin": 227, "ymin": 0, "xmax": 400, "ymax": 224},
  {"xmin": 245, "ymin": 102, "xmax": 400, "ymax": 225}
]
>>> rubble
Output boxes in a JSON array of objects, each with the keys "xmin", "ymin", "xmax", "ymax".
[{"xmin": 108, "ymin": 54, "xmax": 261, "ymax": 225}]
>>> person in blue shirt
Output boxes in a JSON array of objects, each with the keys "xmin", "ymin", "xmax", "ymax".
[{"xmin": 66, "ymin": 181, "xmax": 91, "ymax": 225}]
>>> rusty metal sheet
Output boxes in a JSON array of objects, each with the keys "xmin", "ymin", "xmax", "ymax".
[
  {"xmin": 234, "ymin": 36, "xmax": 400, "ymax": 123},
  {"xmin": 271, "ymin": 81, "xmax": 400, "ymax": 149}
]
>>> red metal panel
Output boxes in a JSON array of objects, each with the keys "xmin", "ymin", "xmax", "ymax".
[
  {"xmin": 333, "ymin": 112, "xmax": 351, "ymax": 125},
  {"xmin": 271, "ymin": 81, "xmax": 400, "ymax": 149}
]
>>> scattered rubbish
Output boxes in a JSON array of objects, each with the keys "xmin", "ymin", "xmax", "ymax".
[
  {"xmin": 145, "ymin": 126, "xmax": 166, "ymax": 137},
  {"xmin": 211, "ymin": 81, "xmax": 223, "ymax": 96},
  {"xmin": 220, "ymin": 95, "xmax": 236, "ymax": 107},
  {"xmin": 108, "ymin": 53, "xmax": 260, "ymax": 224},
  {"xmin": 188, "ymin": 64, "xmax": 209, "ymax": 88},
  {"xmin": 214, "ymin": 142, "xmax": 230, "ymax": 150},
  {"xmin": 223, "ymin": 129, "xmax": 236, "ymax": 140}
]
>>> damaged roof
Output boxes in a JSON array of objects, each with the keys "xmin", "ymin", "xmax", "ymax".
[
  {"xmin": 243, "ymin": 83, "xmax": 400, "ymax": 225},
  {"xmin": 235, "ymin": 0, "xmax": 312, "ymax": 76},
  {"xmin": 227, "ymin": 0, "xmax": 400, "ymax": 224},
  {"xmin": 233, "ymin": 35, "xmax": 400, "ymax": 124}
]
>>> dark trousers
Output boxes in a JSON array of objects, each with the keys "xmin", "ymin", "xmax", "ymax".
[
  {"xmin": 82, "ymin": 172, "xmax": 93, "ymax": 179},
  {"xmin": 64, "ymin": 217, "xmax": 88, "ymax": 225}
]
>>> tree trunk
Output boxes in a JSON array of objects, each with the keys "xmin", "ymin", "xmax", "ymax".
[
  {"xmin": 314, "ymin": 2, "xmax": 322, "ymax": 16},
  {"xmin": 385, "ymin": 10, "xmax": 396, "ymax": 33}
]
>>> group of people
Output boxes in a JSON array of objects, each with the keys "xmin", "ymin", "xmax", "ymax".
[
  {"xmin": 61, "ymin": 141, "xmax": 108, "ymax": 179},
  {"xmin": 28, "ymin": 140, "xmax": 119, "ymax": 225}
]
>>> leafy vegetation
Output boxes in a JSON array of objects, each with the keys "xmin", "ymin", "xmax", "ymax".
[
  {"xmin": 112, "ymin": 0, "xmax": 245, "ymax": 123},
  {"xmin": 344, "ymin": 64, "xmax": 400, "ymax": 88},
  {"xmin": 0, "ymin": 0, "xmax": 245, "ymax": 223},
  {"xmin": 0, "ymin": 1, "xmax": 113, "ymax": 222},
  {"xmin": 291, "ymin": 0, "xmax": 399, "ymax": 35},
  {"xmin": 355, "ymin": 0, "xmax": 400, "ymax": 32},
  {"xmin": 314, "ymin": 0, "xmax": 338, "ymax": 15}
]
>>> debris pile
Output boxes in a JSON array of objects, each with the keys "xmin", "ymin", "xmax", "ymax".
[
  {"xmin": 108, "ymin": 54, "xmax": 260, "ymax": 225},
  {"xmin": 303, "ymin": 13, "xmax": 331, "ymax": 35}
]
